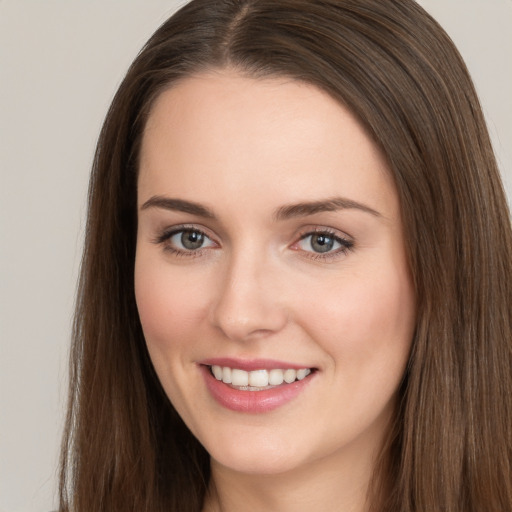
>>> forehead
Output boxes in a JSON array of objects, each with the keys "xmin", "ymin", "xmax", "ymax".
[
  {"xmin": 138, "ymin": 69, "xmax": 397, "ymax": 219},
  {"xmin": 142, "ymin": 71, "xmax": 351, "ymax": 155}
]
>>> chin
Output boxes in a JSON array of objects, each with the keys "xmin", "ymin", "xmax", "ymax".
[
  {"xmin": 211, "ymin": 450, "xmax": 302, "ymax": 476},
  {"xmin": 203, "ymin": 429, "xmax": 306, "ymax": 476}
]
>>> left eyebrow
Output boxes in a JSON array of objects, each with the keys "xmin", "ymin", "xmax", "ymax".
[{"xmin": 273, "ymin": 197, "xmax": 382, "ymax": 221}]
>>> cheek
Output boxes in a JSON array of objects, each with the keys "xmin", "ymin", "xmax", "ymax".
[
  {"xmin": 134, "ymin": 255, "xmax": 210, "ymax": 358},
  {"xmin": 303, "ymin": 261, "xmax": 415, "ymax": 376}
]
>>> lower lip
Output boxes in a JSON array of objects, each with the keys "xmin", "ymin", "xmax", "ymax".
[{"xmin": 200, "ymin": 365, "xmax": 315, "ymax": 413}]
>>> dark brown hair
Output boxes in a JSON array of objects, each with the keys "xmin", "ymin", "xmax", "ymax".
[{"xmin": 59, "ymin": 1, "xmax": 512, "ymax": 510}]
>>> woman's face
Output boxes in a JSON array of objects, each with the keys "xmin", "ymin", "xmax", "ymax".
[{"xmin": 135, "ymin": 70, "xmax": 416, "ymax": 477}]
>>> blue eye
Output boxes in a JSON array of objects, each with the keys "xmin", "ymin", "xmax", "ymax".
[
  {"xmin": 301, "ymin": 233, "xmax": 338, "ymax": 253},
  {"xmin": 171, "ymin": 230, "xmax": 211, "ymax": 250},
  {"xmin": 297, "ymin": 231, "xmax": 353, "ymax": 256},
  {"xmin": 157, "ymin": 228, "xmax": 216, "ymax": 254}
]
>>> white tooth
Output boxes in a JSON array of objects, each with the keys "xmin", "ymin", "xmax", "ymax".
[
  {"xmin": 283, "ymin": 369, "xmax": 297, "ymax": 383},
  {"xmin": 212, "ymin": 365, "xmax": 223, "ymax": 380},
  {"xmin": 231, "ymin": 369, "xmax": 249, "ymax": 386},
  {"xmin": 296, "ymin": 368, "xmax": 310, "ymax": 381},
  {"xmin": 249, "ymin": 370, "xmax": 269, "ymax": 387},
  {"xmin": 222, "ymin": 366, "xmax": 232, "ymax": 384},
  {"xmin": 268, "ymin": 369, "xmax": 284, "ymax": 385}
]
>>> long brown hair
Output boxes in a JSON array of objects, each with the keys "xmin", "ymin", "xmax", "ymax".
[{"xmin": 59, "ymin": 1, "xmax": 512, "ymax": 510}]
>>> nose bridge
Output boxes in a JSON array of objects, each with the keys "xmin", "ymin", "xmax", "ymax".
[{"xmin": 210, "ymin": 243, "xmax": 287, "ymax": 341}]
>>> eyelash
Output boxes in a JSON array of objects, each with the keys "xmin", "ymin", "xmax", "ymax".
[
  {"xmin": 295, "ymin": 228, "xmax": 354, "ymax": 261},
  {"xmin": 153, "ymin": 225, "xmax": 354, "ymax": 261},
  {"xmin": 153, "ymin": 225, "xmax": 216, "ymax": 258}
]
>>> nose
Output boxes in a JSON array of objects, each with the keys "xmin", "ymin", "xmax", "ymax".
[{"xmin": 210, "ymin": 251, "xmax": 288, "ymax": 342}]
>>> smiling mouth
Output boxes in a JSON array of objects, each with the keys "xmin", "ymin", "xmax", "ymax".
[{"xmin": 209, "ymin": 365, "xmax": 313, "ymax": 391}]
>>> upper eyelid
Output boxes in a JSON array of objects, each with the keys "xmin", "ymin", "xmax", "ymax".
[
  {"xmin": 296, "ymin": 231, "xmax": 353, "ymax": 249},
  {"xmin": 296, "ymin": 225, "xmax": 354, "ymax": 242},
  {"xmin": 153, "ymin": 224, "xmax": 354, "ymax": 247},
  {"xmin": 155, "ymin": 224, "xmax": 215, "ymax": 240},
  {"xmin": 299, "ymin": 231, "xmax": 348, "ymax": 243}
]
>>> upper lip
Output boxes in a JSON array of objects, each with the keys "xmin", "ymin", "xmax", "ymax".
[{"xmin": 199, "ymin": 357, "xmax": 314, "ymax": 371}]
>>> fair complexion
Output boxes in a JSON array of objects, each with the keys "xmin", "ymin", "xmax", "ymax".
[{"xmin": 135, "ymin": 70, "xmax": 416, "ymax": 512}]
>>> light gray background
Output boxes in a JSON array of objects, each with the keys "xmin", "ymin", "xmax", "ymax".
[{"xmin": 0, "ymin": 1, "xmax": 510, "ymax": 511}]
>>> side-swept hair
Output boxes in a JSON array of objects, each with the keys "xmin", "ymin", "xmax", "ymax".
[{"xmin": 59, "ymin": 1, "xmax": 512, "ymax": 510}]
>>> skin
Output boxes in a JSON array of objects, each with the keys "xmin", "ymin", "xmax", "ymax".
[{"xmin": 135, "ymin": 69, "xmax": 416, "ymax": 512}]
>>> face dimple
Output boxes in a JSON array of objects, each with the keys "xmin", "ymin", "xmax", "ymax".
[{"xmin": 134, "ymin": 69, "xmax": 415, "ymax": 480}]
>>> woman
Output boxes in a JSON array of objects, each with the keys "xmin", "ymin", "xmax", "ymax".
[{"xmin": 59, "ymin": 0, "xmax": 512, "ymax": 510}]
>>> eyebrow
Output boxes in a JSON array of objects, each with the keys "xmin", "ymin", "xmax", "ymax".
[
  {"xmin": 140, "ymin": 196, "xmax": 215, "ymax": 218},
  {"xmin": 273, "ymin": 197, "xmax": 381, "ymax": 220},
  {"xmin": 140, "ymin": 195, "xmax": 381, "ymax": 220}
]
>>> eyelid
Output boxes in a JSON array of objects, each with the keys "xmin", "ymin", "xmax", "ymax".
[
  {"xmin": 151, "ymin": 223, "xmax": 354, "ymax": 261},
  {"xmin": 152, "ymin": 224, "xmax": 219, "ymax": 256},
  {"xmin": 296, "ymin": 225, "xmax": 354, "ymax": 243},
  {"xmin": 153, "ymin": 223, "xmax": 215, "ymax": 242},
  {"xmin": 291, "ymin": 226, "xmax": 354, "ymax": 260}
]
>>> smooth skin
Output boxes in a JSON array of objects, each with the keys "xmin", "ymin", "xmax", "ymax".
[{"xmin": 135, "ymin": 69, "xmax": 416, "ymax": 512}]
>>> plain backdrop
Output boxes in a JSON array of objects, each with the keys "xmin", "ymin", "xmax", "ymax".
[{"xmin": 0, "ymin": 1, "xmax": 510, "ymax": 511}]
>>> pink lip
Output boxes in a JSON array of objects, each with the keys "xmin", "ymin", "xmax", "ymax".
[
  {"xmin": 199, "ymin": 364, "xmax": 315, "ymax": 413},
  {"xmin": 199, "ymin": 357, "xmax": 311, "ymax": 371}
]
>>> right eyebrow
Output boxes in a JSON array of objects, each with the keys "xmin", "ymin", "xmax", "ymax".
[{"xmin": 140, "ymin": 196, "xmax": 216, "ymax": 218}]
